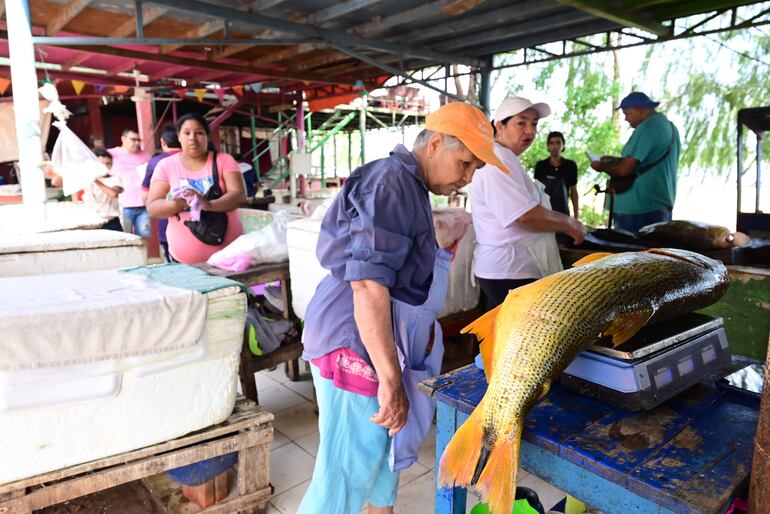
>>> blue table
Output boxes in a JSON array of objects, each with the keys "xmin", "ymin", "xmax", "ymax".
[{"xmin": 420, "ymin": 365, "xmax": 759, "ymax": 514}]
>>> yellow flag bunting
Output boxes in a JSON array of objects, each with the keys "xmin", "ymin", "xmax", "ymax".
[{"xmin": 71, "ymin": 80, "xmax": 86, "ymax": 95}]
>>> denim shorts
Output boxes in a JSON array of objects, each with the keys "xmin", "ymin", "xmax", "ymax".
[{"xmin": 122, "ymin": 206, "xmax": 151, "ymax": 238}]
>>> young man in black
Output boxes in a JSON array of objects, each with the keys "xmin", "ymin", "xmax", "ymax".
[{"xmin": 534, "ymin": 131, "xmax": 579, "ymax": 218}]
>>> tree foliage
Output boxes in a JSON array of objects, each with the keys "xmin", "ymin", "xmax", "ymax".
[
  {"xmin": 650, "ymin": 24, "xmax": 770, "ymax": 178},
  {"xmin": 506, "ymin": 46, "xmax": 622, "ymax": 185}
]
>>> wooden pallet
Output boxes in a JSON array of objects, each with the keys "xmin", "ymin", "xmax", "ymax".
[{"xmin": 0, "ymin": 397, "xmax": 273, "ymax": 514}]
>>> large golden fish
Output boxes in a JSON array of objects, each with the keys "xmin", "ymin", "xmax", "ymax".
[{"xmin": 438, "ymin": 248, "xmax": 729, "ymax": 514}]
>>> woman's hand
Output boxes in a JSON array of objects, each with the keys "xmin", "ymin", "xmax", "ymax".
[
  {"xmin": 371, "ymin": 377, "xmax": 409, "ymax": 436},
  {"xmin": 567, "ymin": 216, "xmax": 587, "ymax": 244},
  {"xmin": 173, "ymin": 196, "xmax": 190, "ymax": 213}
]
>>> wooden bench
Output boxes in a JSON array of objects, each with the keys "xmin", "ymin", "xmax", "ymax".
[{"xmin": 0, "ymin": 397, "xmax": 272, "ymax": 514}]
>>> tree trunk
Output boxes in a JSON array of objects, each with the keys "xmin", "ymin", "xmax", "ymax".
[
  {"xmin": 611, "ymin": 34, "xmax": 620, "ymax": 132},
  {"xmin": 468, "ymin": 71, "xmax": 478, "ymax": 103},
  {"xmin": 452, "ymin": 64, "xmax": 465, "ymax": 99}
]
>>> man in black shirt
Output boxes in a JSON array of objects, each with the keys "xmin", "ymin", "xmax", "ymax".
[{"xmin": 534, "ymin": 131, "xmax": 579, "ymax": 218}]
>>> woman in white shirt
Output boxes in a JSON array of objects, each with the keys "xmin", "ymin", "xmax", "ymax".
[{"xmin": 470, "ymin": 97, "xmax": 586, "ymax": 309}]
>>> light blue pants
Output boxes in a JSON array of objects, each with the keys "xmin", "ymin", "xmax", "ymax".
[
  {"xmin": 122, "ymin": 206, "xmax": 151, "ymax": 238},
  {"xmin": 297, "ymin": 365, "xmax": 399, "ymax": 514}
]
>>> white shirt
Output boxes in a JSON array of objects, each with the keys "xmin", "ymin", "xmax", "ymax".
[
  {"xmin": 470, "ymin": 143, "xmax": 543, "ymax": 279},
  {"xmin": 82, "ymin": 174, "xmax": 123, "ymax": 219}
]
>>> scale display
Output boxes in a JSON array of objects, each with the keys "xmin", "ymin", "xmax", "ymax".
[{"xmin": 562, "ymin": 313, "xmax": 733, "ymax": 411}]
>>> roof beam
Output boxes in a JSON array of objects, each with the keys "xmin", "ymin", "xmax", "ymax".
[
  {"xmin": 247, "ymin": 0, "xmax": 292, "ymax": 11},
  {"xmin": 146, "ymin": 0, "xmax": 482, "ymax": 66},
  {"xmin": 160, "ymin": 19, "xmax": 224, "ymax": 53},
  {"xmin": 43, "ymin": 43, "xmax": 355, "ymax": 85},
  {"xmin": 350, "ymin": 0, "xmax": 456, "ymax": 37},
  {"xmin": 650, "ymin": 0, "xmax": 763, "ymax": 20},
  {"xmin": 61, "ymin": 53, "xmax": 92, "ymax": 71},
  {"xmin": 230, "ymin": 0, "xmax": 464, "ymax": 69},
  {"xmin": 47, "ymin": 0, "xmax": 93, "ymax": 35},
  {"xmin": 107, "ymin": 60, "xmax": 142, "ymax": 75},
  {"xmin": 443, "ymin": 11, "xmax": 595, "ymax": 51},
  {"xmin": 555, "ymin": 0, "xmax": 671, "ymax": 36},
  {"xmin": 468, "ymin": 18, "xmax": 619, "ymax": 56},
  {"xmin": 308, "ymin": 0, "xmax": 385, "ymax": 25},
  {"xmin": 211, "ymin": 12, "xmax": 308, "ymax": 60},
  {"xmin": 331, "ymin": 44, "xmax": 474, "ymax": 105},
  {"xmin": 114, "ymin": 5, "xmax": 169, "ymax": 37},
  {"xmin": 399, "ymin": 3, "xmax": 564, "ymax": 45},
  {"xmin": 289, "ymin": 51, "xmax": 351, "ymax": 71},
  {"xmin": 251, "ymin": 44, "xmax": 315, "ymax": 66},
  {"xmin": 186, "ymin": 70, "xmax": 229, "ymax": 85},
  {"xmin": 148, "ymin": 64, "xmax": 190, "ymax": 81},
  {"xmin": 61, "ymin": 4, "xmax": 169, "ymax": 71}
]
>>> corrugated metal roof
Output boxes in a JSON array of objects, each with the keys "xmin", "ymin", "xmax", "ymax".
[{"xmin": 4, "ymin": 0, "xmax": 770, "ymax": 95}]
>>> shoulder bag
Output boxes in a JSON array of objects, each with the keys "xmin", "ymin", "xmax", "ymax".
[{"xmin": 183, "ymin": 151, "xmax": 229, "ymax": 245}]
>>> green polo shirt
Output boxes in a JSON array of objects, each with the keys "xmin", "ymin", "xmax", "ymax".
[{"xmin": 615, "ymin": 112, "xmax": 680, "ymax": 214}]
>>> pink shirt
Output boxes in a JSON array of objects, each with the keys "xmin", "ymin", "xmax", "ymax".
[
  {"xmin": 311, "ymin": 348, "xmax": 379, "ymax": 397},
  {"xmin": 108, "ymin": 147, "xmax": 151, "ymax": 208},
  {"xmin": 152, "ymin": 152, "xmax": 244, "ymax": 265}
]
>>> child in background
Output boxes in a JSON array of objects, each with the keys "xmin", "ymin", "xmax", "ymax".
[
  {"xmin": 87, "ymin": 149, "xmax": 124, "ymax": 231},
  {"xmin": 52, "ymin": 148, "xmax": 124, "ymax": 231}
]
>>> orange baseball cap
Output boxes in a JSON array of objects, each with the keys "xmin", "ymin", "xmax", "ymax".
[{"xmin": 425, "ymin": 102, "xmax": 508, "ymax": 173}]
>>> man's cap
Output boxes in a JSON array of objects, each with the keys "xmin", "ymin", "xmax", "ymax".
[
  {"xmin": 618, "ymin": 92, "xmax": 660, "ymax": 110},
  {"xmin": 425, "ymin": 102, "xmax": 508, "ymax": 172},
  {"xmin": 493, "ymin": 96, "xmax": 551, "ymax": 123}
]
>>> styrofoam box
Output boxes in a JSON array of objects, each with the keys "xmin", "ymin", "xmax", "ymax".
[
  {"xmin": 0, "ymin": 284, "xmax": 246, "ymax": 485},
  {"xmin": 0, "ymin": 229, "xmax": 146, "ymax": 277},
  {"xmin": 286, "ymin": 215, "xmax": 480, "ymax": 320}
]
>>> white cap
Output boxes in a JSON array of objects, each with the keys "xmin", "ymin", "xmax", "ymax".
[
  {"xmin": 238, "ymin": 162, "xmax": 252, "ymax": 173},
  {"xmin": 493, "ymin": 96, "xmax": 551, "ymax": 123}
]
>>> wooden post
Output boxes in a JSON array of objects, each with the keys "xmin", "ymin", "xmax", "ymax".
[
  {"xmin": 134, "ymin": 90, "xmax": 156, "ymax": 155},
  {"xmin": 748, "ymin": 335, "xmax": 770, "ymax": 513}
]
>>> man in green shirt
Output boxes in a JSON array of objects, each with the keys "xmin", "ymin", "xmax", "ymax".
[{"xmin": 591, "ymin": 92, "xmax": 680, "ymax": 232}]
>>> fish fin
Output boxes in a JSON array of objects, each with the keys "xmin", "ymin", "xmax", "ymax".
[
  {"xmin": 438, "ymin": 400, "xmax": 487, "ymax": 489},
  {"xmin": 603, "ymin": 309, "xmax": 654, "ymax": 346},
  {"xmin": 572, "ymin": 252, "xmax": 614, "ymax": 267},
  {"xmin": 462, "ymin": 305, "xmax": 502, "ymax": 380},
  {"xmin": 472, "ymin": 425, "xmax": 523, "ymax": 514}
]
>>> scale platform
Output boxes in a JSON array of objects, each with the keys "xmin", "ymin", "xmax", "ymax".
[{"xmin": 561, "ymin": 313, "xmax": 732, "ymax": 411}]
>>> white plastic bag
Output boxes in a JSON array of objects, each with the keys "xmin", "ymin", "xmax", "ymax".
[
  {"xmin": 432, "ymin": 208, "xmax": 471, "ymax": 248},
  {"xmin": 50, "ymin": 121, "xmax": 107, "ymax": 196},
  {"xmin": 208, "ymin": 211, "xmax": 290, "ymax": 271}
]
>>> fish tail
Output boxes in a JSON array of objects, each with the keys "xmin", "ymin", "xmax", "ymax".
[
  {"xmin": 438, "ymin": 402, "xmax": 486, "ymax": 488},
  {"xmin": 472, "ymin": 423, "xmax": 523, "ymax": 514}
]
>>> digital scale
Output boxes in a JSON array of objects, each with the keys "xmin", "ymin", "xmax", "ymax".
[{"xmin": 561, "ymin": 312, "xmax": 734, "ymax": 411}]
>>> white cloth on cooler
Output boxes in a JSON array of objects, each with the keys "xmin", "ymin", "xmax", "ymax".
[{"xmin": 0, "ymin": 269, "xmax": 208, "ymax": 370}]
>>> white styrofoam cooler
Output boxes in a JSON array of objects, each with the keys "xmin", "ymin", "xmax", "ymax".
[
  {"xmin": 287, "ymin": 212, "xmax": 480, "ymax": 320},
  {"xmin": 0, "ymin": 271, "xmax": 246, "ymax": 485},
  {"xmin": 0, "ymin": 229, "xmax": 146, "ymax": 277}
]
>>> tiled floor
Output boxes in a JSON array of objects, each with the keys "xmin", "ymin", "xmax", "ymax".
[{"xmin": 254, "ymin": 365, "xmax": 569, "ymax": 514}]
